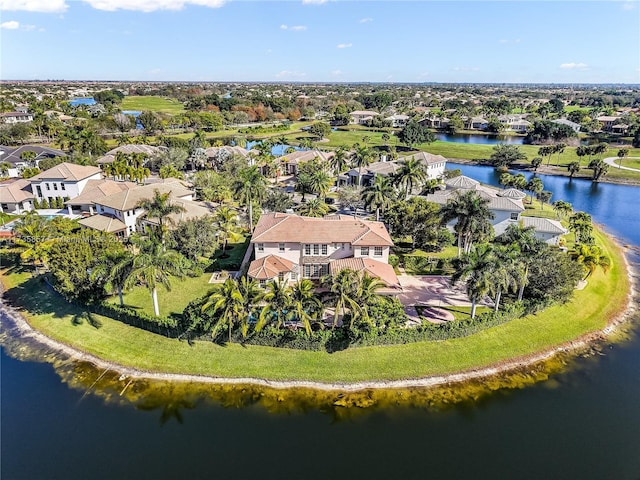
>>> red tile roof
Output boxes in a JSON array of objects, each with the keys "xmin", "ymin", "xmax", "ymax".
[
  {"xmin": 247, "ymin": 254, "xmax": 295, "ymax": 280},
  {"xmin": 251, "ymin": 213, "xmax": 393, "ymax": 247}
]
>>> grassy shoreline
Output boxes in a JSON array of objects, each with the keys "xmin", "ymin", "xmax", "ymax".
[{"xmin": 0, "ymin": 228, "xmax": 631, "ymax": 384}]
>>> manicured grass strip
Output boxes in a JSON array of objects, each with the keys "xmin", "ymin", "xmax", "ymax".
[
  {"xmin": 613, "ymin": 158, "xmax": 640, "ymax": 170},
  {"xmin": 107, "ymin": 273, "xmax": 214, "ymax": 319},
  {"xmin": 0, "ymin": 228, "xmax": 628, "ymax": 382},
  {"xmin": 121, "ymin": 96, "xmax": 185, "ymax": 114}
]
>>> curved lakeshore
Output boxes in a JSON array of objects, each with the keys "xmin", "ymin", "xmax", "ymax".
[{"xmin": 0, "ymin": 229, "xmax": 637, "ymax": 395}]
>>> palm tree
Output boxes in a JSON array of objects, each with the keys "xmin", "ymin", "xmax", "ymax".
[
  {"xmin": 553, "ymin": 200, "xmax": 573, "ymax": 218},
  {"xmin": 215, "ymin": 206, "xmax": 241, "ymax": 255},
  {"xmin": 567, "ymin": 161, "xmax": 581, "ymax": 179},
  {"xmin": 361, "ymin": 175, "xmax": 395, "ymax": 221},
  {"xmin": 289, "ymin": 279, "xmax": 321, "ymax": 335},
  {"xmin": 394, "ymin": 156, "xmax": 428, "ymax": 199},
  {"xmin": 310, "ymin": 169, "xmax": 333, "ymax": 199},
  {"xmin": 451, "ymin": 243, "xmax": 495, "ymax": 318},
  {"xmin": 330, "ymin": 145, "xmax": 349, "ymax": 175},
  {"xmin": 572, "ymin": 244, "xmax": 611, "ymax": 280},
  {"xmin": 588, "ymin": 159, "xmax": 609, "ymax": 182},
  {"xmin": 12, "ymin": 212, "xmax": 55, "ymax": 273},
  {"xmin": 297, "ymin": 198, "xmax": 330, "ymax": 217},
  {"xmin": 355, "ymin": 273, "xmax": 386, "ymax": 324},
  {"xmin": 496, "ymin": 223, "xmax": 544, "ymax": 301},
  {"xmin": 440, "ymin": 191, "xmax": 494, "ymax": 257},
  {"xmin": 257, "ymin": 279, "xmax": 291, "ymax": 330},
  {"xmin": 569, "ymin": 212, "xmax": 594, "ymax": 244},
  {"xmin": 525, "ymin": 177, "xmax": 544, "ymax": 205},
  {"xmin": 124, "ymin": 241, "xmax": 188, "ymax": 317},
  {"xmin": 234, "ymin": 166, "xmax": 267, "ymax": 232},
  {"xmin": 136, "ymin": 189, "xmax": 186, "ymax": 244},
  {"xmin": 237, "ymin": 277, "xmax": 262, "ymax": 337},
  {"xmin": 489, "ymin": 244, "xmax": 520, "ymax": 312},
  {"xmin": 350, "ymin": 144, "xmax": 373, "ymax": 186},
  {"xmin": 553, "ymin": 143, "xmax": 566, "ymax": 165},
  {"xmin": 323, "ymin": 269, "xmax": 361, "ymax": 327},
  {"xmin": 90, "ymin": 249, "xmax": 134, "ymax": 306},
  {"xmin": 576, "ymin": 145, "xmax": 589, "ymax": 166},
  {"xmin": 202, "ymin": 278, "xmax": 244, "ymax": 342},
  {"xmin": 617, "ymin": 148, "xmax": 629, "ymax": 168}
]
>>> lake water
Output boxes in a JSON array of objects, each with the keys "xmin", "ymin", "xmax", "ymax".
[
  {"xmin": 121, "ymin": 110, "xmax": 144, "ymax": 130},
  {"xmin": 69, "ymin": 97, "xmax": 96, "ymax": 106},
  {"xmin": 245, "ymin": 140, "xmax": 302, "ymax": 156},
  {"xmin": 2, "ymin": 164, "xmax": 640, "ymax": 479},
  {"xmin": 435, "ymin": 132, "xmax": 525, "ymax": 145}
]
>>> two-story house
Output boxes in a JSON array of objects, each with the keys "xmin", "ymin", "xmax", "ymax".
[
  {"xmin": 349, "ymin": 110, "xmax": 380, "ymax": 125},
  {"xmin": 399, "ymin": 152, "xmax": 448, "ymax": 180},
  {"xmin": 248, "ymin": 213, "xmax": 401, "ymax": 293},
  {"xmin": 29, "ymin": 163, "xmax": 102, "ymax": 204},
  {"xmin": 79, "ymin": 181, "xmax": 206, "ymax": 237}
]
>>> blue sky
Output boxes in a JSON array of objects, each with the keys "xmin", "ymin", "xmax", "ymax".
[{"xmin": 1, "ymin": 0, "xmax": 639, "ymax": 83}]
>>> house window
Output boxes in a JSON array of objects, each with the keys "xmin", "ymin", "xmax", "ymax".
[
  {"xmin": 259, "ymin": 279, "xmax": 267, "ymax": 287},
  {"xmin": 279, "ymin": 243, "xmax": 285, "ymax": 252},
  {"xmin": 278, "ymin": 272, "xmax": 285, "ymax": 282},
  {"xmin": 321, "ymin": 244, "xmax": 328, "ymax": 255},
  {"xmin": 291, "ymin": 272, "xmax": 298, "ymax": 281},
  {"xmin": 360, "ymin": 247, "xmax": 369, "ymax": 256},
  {"xmin": 304, "ymin": 265, "xmax": 311, "ymax": 277},
  {"xmin": 53, "ymin": 184, "xmax": 58, "ymax": 191},
  {"xmin": 374, "ymin": 246, "xmax": 383, "ymax": 257},
  {"xmin": 510, "ymin": 213, "xmax": 519, "ymax": 220},
  {"xmin": 61, "ymin": 183, "xmax": 65, "ymax": 191},
  {"xmin": 304, "ymin": 244, "xmax": 311, "ymax": 255},
  {"xmin": 257, "ymin": 243, "xmax": 264, "ymax": 252},
  {"xmin": 313, "ymin": 244, "xmax": 319, "ymax": 255},
  {"xmin": 45, "ymin": 183, "xmax": 50, "ymax": 190}
]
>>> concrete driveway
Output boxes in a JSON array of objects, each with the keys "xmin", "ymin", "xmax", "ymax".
[{"xmin": 397, "ymin": 275, "xmax": 492, "ymax": 308}]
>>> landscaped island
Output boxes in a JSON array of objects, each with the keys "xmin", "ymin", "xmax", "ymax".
[{"xmin": 0, "ymin": 225, "xmax": 632, "ymax": 388}]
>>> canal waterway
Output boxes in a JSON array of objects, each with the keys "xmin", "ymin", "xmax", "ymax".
[{"xmin": 2, "ymin": 164, "xmax": 640, "ymax": 479}]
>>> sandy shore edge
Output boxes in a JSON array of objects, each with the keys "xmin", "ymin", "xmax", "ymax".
[{"xmin": 1, "ymin": 240, "xmax": 637, "ymax": 393}]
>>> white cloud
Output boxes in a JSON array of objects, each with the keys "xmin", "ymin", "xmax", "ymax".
[
  {"xmin": 302, "ymin": 0, "xmax": 328, "ymax": 4},
  {"xmin": 0, "ymin": 20, "xmax": 19, "ymax": 29},
  {"xmin": 560, "ymin": 62, "xmax": 589, "ymax": 69},
  {"xmin": 499, "ymin": 38, "xmax": 521, "ymax": 44},
  {"xmin": 275, "ymin": 70, "xmax": 306, "ymax": 79},
  {"xmin": 621, "ymin": 1, "xmax": 636, "ymax": 10},
  {"xmin": 452, "ymin": 66, "xmax": 480, "ymax": 72},
  {"xmin": 79, "ymin": 0, "xmax": 225, "ymax": 12},
  {"xmin": 0, "ymin": 0, "xmax": 67, "ymax": 12},
  {"xmin": 280, "ymin": 24, "xmax": 306, "ymax": 31},
  {"xmin": 337, "ymin": 43, "xmax": 352, "ymax": 49},
  {"xmin": 359, "ymin": 17, "xmax": 373, "ymax": 23}
]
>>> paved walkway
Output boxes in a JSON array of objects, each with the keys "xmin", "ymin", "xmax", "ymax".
[{"xmin": 603, "ymin": 156, "xmax": 640, "ymax": 172}]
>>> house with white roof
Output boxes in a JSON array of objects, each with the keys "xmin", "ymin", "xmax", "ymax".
[
  {"xmin": 552, "ymin": 118, "xmax": 581, "ymax": 133},
  {"xmin": 248, "ymin": 213, "xmax": 401, "ymax": 293},
  {"xmin": 385, "ymin": 114, "xmax": 409, "ymax": 128},
  {"xmin": 349, "ymin": 110, "xmax": 380, "ymax": 125},
  {"xmin": 398, "ymin": 152, "xmax": 447, "ymax": 180},
  {"xmin": 29, "ymin": 163, "xmax": 102, "ymax": 204}
]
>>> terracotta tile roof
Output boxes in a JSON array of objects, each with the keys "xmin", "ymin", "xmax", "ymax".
[
  {"xmin": 277, "ymin": 149, "xmax": 335, "ymax": 165},
  {"xmin": 0, "ymin": 179, "xmax": 33, "ymax": 203},
  {"xmin": 29, "ymin": 162, "xmax": 101, "ymax": 182},
  {"xmin": 95, "ymin": 182, "xmax": 193, "ymax": 211},
  {"xmin": 251, "ymin": 213, "xmax": 393, "ymax": 246},
  {"xmin": 78, "ymin": 214, "xmax": 127, "ymax": 233},
  {"xmin": 329, "ymin": 257, "xmax": 401, "ymax": 289},
  {"xmin": 248, "ymin": 254, "xmax": 295, "ymax": 280},
  {"xmin": 65, "ymin": 179, "xmax": 137, "ymax": 206}
]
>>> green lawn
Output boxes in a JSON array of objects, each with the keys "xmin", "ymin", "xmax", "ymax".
[
  {"xmin": 613, "ymin": 157, "xmax": 640, "ymax": 170},
  {"xmin": 108, "ymin": 272, "xmax": 214, "ymax": 318},
  {"xmin": 121, "ymin": 96, "xmax": 185, "ymax": 114},
  {"xmin": 0, "ymin": 226, "xmax": 629, "ymax": 383},
  {"xmin": 212, "ymin": 237, "xmax": 250, "ymax": 271}
]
